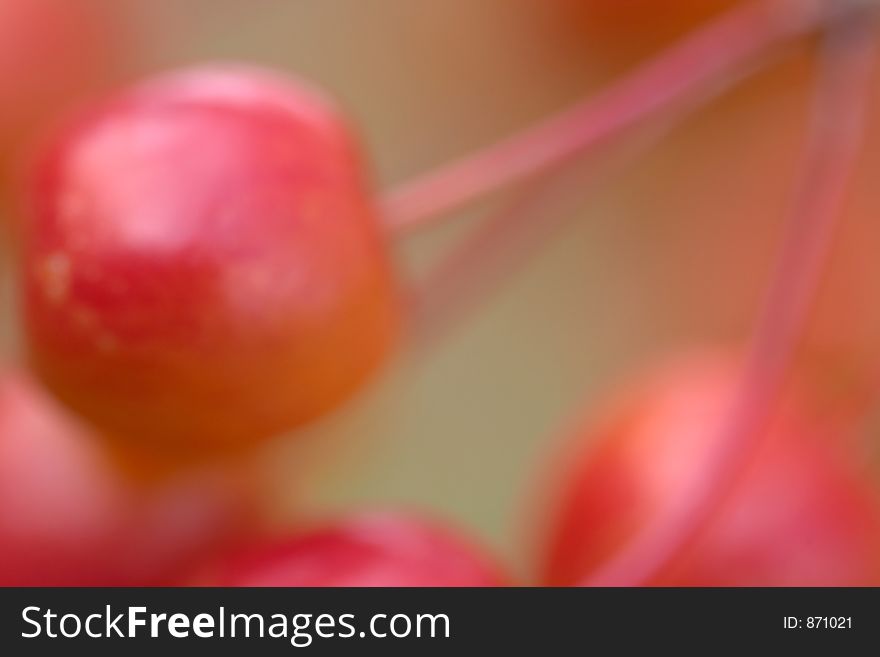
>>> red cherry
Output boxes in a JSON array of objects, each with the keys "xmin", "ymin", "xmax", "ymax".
[
  {"xmin": 0, "ymin": 0, "xmax": 122, "ymax": 186},
  {"xmin": 0, "ymin": 368, "xmax": 253, "ymax": 586},
  {"xmin": 200, "ymin": 513, "xmax": 506, "ymax": 587},
  {"xmin": 554, "ymin": 0, "xmax": 739, "ymax": 65},
  {"xmin": 21, "ymin": 66, "xmax": 401, "ymax": 453},
  {"xmin": 578, "ymin": 0, "xmax": 734, "ymax": 21},
  {"xmin": 564, "ymin": 0, "xmax": 736, "ymax": 36},
  {"xmin": 537, "ymin": 354, "xmax": 880, "ymax": 586}
]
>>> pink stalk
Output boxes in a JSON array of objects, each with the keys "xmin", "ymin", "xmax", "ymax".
[
  {"xmin": 383, "ymin": 0, "xmax": 840, "ymax": 234},
  {"xmin": 408, "ymin": 118, "xmax": 678, "ymax": 346},
  {"xmin": 582, "ymin": 18, "xmax": 877, "ymax": 587}
]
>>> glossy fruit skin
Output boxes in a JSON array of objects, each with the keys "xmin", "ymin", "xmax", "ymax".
[
  {"xmin": 538, "ymin": 355, "xmax": 880, "ymax": 586},
  {"xmin": 22, "ymin": 66, "xmax": 400, "ymax": 453},
  {"xmin": 201, "ymin": 513, "xmax": 506, "ymax": 587},
  {"xmin": 0, "ymin": 368, "xmax": 253, "ymax": 586},
  {"xmin": 0, "ymin": 0, "xmax": 121, "ymax": 187}
]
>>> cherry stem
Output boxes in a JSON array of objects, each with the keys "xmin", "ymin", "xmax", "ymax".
[
  {"xmin": 408, "ymin": 115, "xmax": 690, "ymax": 346},
  {"xmin": 407, "ymin": 0, "xmax": 824, "ymax": 347},
  {"xmin": 383, "ymin": 0, "xmax": 847, "ymax": 234},
  {"xmin": 581, "ymin": 16, "xmax": 877, "ymax": 587}
]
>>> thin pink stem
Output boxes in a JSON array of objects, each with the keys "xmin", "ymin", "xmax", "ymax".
[
  {"xmin": 582, "ymin": 18, "xmax": 877, "ymax": 587},
  {"xmin": 383, "ymin": 0, "xmax": 838, "ymax": 234},
  {"xmin": 408, "ymin": 116, "xmax": 679, "ymax": 346},
  {"xmin": 407, "ymin": 7, "xmax": 812, "ymax": 347}
]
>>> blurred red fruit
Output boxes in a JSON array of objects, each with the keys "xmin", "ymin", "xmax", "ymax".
[
  {"xmin": 21, "ymin": 66, "xmax": 400, "ymax": 454},
  {"xmin": 558, "ymin": 0, "xmax": 738, "ymax": 62},
  {"xmin": 537, "ymin": 354, "xmax": 880, "ymax": 586},
  {"xmin": 0, "ymin": 0, "xmax": 123, "ymax": 189},
  {"xmin": 575, "ymin": 0, "xmax": 735, "ymax": 24},
  {"xmin": 0, "ymin": 368, "xmax": 253, "ymax": 586},
  {"xmin": 200, "ymin": 513, "xmax": 506, "ymax": 587}
]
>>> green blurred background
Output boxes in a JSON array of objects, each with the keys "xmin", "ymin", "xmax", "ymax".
[{"xmin": 4, "ymin": 0, "xmax": 880, "ymax": 579}]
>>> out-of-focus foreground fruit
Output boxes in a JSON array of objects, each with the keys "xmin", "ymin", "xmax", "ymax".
[
  {"xmin": 198, "ymin": 513, "xmax": 507, "ymax": 587},
  {"xmin": 0, "ymin": 368, "xmax": 254, "ymax": 586},
  {"xmin": 0, "ymin": 0, "xmax": 122, "ymax": 191},
  {"xmin": 21, "ymin": 65, "xmax": 400, "ymax": 454},
  {"xmin": 536, "ymin": 353, "xmax": 880, "ymax": 586}
]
